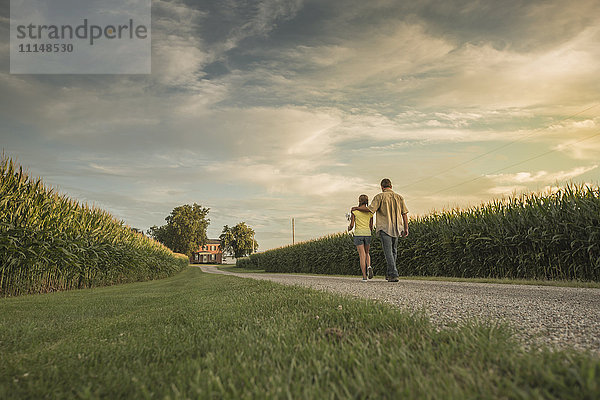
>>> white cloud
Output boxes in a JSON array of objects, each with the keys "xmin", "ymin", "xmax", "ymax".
[
  {"xmin": 251, "ymin": 21, "xmax": 455, "ymax": 97},
  {"xmin": 554, "ymin": 138, "xmax": 600, "ymax": 160},
  {"xmin": 151, "ymin": 1, "xmax": 211, "ymax": 88},
  {"xmin": 205, "ymin": 157, "xmax": 372, "ymax": 197},
  {"xmin": 418, "ymin": 25, "xmax": 600, "ymax": 110},
  {"xmin": 486, "ymin": 165, "xmax": 598, "ymax": 185},
  {"xmin": 222, "ymin": 0, "xmax": 304, "ymax": 52},
  {"xmin": 549, "ymin": 118, "xmax": 598, "ymax": 131}
]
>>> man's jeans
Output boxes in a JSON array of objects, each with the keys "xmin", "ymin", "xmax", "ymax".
[{"xmin": 379, "ymin": 231, "xmax": 399, "ymax": 278}]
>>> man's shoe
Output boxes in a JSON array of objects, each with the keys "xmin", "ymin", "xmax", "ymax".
[
  {"xmin": 367, "ymin": 266, "xmax": 373, "ymax": 279},
  {"xmin": 388, "ymin": 277, "xmax": 399, "ymax": 282}
]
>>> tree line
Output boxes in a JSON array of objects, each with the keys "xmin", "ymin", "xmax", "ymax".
[{"xmin": 147, "ymin": 203, "xmax": 258, "ymax": 259}]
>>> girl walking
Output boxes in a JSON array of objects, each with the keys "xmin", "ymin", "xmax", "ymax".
[{"xmin": 348, "ymin": 194, "xmax": 374, "ymax": 281}]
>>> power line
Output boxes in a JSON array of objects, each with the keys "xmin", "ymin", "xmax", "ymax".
[
  {"xmin": 429, "ymin": 130, "xmax": 600, "ymax": 196},
  {"xmin": 400, "ymin": 103, "xmax": 599, "ymax": 190}
]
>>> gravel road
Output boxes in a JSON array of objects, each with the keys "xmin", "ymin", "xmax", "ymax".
[{"xmin": 199, "ymin": 265, "xmax": 600, "ymax": 354}]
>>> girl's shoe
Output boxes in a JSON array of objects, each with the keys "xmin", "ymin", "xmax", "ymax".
[
  {"xmin": 361, "ymin": 278, "xmax": 368, "ymax": 282},
  {"xmin": 367, "ymin": 266, "xmax": 373, "ymax": 279}
]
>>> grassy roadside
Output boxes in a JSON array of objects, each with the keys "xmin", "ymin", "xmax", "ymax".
[
  {"xmin": 1, "ymin": 267, "xmax": 598, "ymax": 399},
  {"xmin": 218, "ymin": 265, "xmax": 600, "ymax": 288}
]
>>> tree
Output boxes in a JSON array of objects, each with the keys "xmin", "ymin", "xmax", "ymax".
[
  {"xmin": 148, "ymin": 203, "xmax": 210, "ymax": 256},
  {"xmin": 220, "ymin": 222, "xmax": 258, "ymax": 258},
  {"xmin": 219, "ymin": 225, "xmax": 236, "ymax": 257}
]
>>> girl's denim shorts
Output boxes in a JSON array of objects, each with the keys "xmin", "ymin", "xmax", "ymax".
[{"xmin": 353, "ymin": 236, "xmax": 371, "ymax": 246}]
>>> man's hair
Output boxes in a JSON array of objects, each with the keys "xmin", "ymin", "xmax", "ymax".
[
  {"xmin": 380, "ymin": 178, "xmax": 392, "ymax": 188},
  {"xmin": 358, "ymin": 194, "xmax": 368, "ymax": 206}
]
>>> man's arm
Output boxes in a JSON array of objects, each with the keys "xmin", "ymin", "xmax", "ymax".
[
  {"xmin": 352, "ymin": 194, "xmax": 380, "ymax": 213},
  {"xmin": 401, "ymin": 212, "xmax": 409, "ymax": 237},
  {"xmin": 369, "ymin": 216, "xmax": 373, "ymax": 231},
  {"xmin": 347, "ymin": 213, "xmax": 355, "ymax": 232}
]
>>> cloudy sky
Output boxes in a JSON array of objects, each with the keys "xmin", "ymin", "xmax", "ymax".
[{"xmin": 2, "ymin": 0, "xmax": 599, "ymax": 250}]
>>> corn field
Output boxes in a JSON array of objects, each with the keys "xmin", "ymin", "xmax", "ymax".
[
  {"xmin": 0, "ymin": 157, "xmax": 188, "ymax": 296},
  {"xmin": 238, "ymin": 185, "xmax": 600, "ymax": 281}
]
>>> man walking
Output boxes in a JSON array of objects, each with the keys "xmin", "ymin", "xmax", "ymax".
[{"xmin": 351, "ymin": 178, "xmax": 409, "ymax": 282}]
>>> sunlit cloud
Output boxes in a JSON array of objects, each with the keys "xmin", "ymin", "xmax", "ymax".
[
  {"xmin": 486, "ymin": 165, "xmax": 598, "ymax": 195},
  {"xmin": 554, "ymin": 137, "xmax": 600, "ymax": 160},
  {"xmin": 205, "ymin": 157, "xmax": 372, "ymax": 197}
]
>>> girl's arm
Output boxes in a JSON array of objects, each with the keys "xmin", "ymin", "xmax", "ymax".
[
  {"xmin": 348, "ymin": 213, "xmax": 355, "ymax": 232},
  {"xmin": 369, "ymin": 216, "xmax": 373, "ymax": 231}
]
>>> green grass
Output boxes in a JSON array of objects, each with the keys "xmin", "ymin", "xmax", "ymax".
[
  {"xmin": 219, "ymin": 265, "xmax": 600, "ymax": 288},
  {"xmin": 1, "ymin": 267, "xmax": 598, "ymax": 399}
]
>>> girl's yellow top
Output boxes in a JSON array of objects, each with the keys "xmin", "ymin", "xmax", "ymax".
[{"xmin": 352, "ymin": 210, "xmax": 372, "ymax": 236}]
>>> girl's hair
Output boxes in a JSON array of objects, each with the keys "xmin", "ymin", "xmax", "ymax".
[{"xmin": 358, "ymin": 194, "xmax": 368, "ymax": 206}]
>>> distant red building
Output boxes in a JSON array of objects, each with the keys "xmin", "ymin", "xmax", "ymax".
[{"xmin": 191, "ymin": 239, "xmax": 223, "ymax": 264}]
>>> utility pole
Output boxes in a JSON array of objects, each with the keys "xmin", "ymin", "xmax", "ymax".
[{"xmin": 292, "ymin": 218, "xmax": 295, "ymax": 245}]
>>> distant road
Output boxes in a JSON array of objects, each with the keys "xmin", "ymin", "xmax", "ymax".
[{"xmin": 198, "ymin": 265, "xmax": 600, "ymax": 354}]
